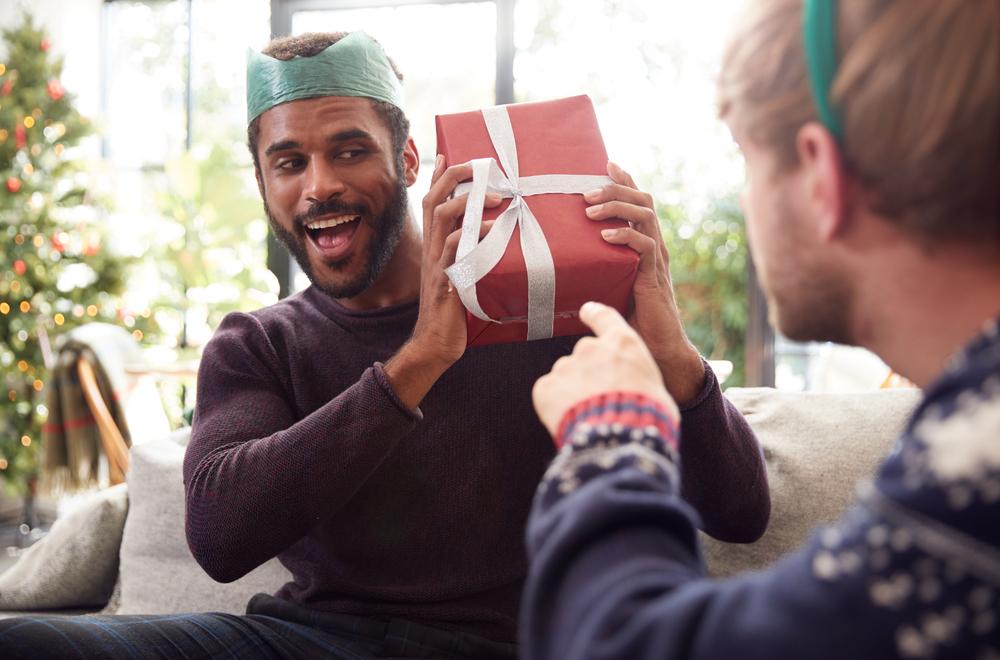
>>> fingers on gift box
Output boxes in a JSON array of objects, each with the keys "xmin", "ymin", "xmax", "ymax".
[{"xmin": 435, "ymin": 95, "xmax": 638, "ymax": 347}]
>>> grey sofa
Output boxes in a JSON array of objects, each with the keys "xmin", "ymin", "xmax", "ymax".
[{"xmin": 0, "ymin": 387, "xmax": 921, "ymax": 617}]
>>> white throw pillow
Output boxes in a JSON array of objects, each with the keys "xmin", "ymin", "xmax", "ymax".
[
  {"xmin": 0, "ymin": 484, "xmax": 127, "ymax": 610},
  {"xmin": 703, "ymin": 387, "xmax": 921, "ymax": 576},
  {"xmin": 115, "ymin": 433, "xmax": 291, "ymax": 615}
]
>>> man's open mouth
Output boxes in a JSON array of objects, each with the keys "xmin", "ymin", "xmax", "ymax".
[{"xmin": 304, "ymin": 214, "xmax": 361, "ymax": 258}]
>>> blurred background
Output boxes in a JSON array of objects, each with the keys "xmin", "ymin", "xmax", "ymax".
[{"xmin": 0, "ymin": 0, "xmax": 896, "ymax": 539}]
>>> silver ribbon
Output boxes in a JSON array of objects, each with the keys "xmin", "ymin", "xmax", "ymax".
[{"xmin": 444, "ymin": 105, "xmax": 612, "ymax": 340}]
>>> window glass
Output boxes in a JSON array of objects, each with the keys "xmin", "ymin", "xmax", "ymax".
[
  {"xmin": 104, "ymin": 1, "xmax": 189, "ymax": 167},
  {"xmin": 513, "ymin": 0, "xmax": 744, "ymax": 211},
  {"xmin": 102, "ymin": 0, "xmax": 275, "ymax": 358},
  {"xmin": 191, "ymin": 0, "xmax": 270, "ymax": 163}
]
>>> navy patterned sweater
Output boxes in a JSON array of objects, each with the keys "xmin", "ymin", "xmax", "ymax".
[{"xmin": 523, "ymin": 317, "xmax": 1000, "ymax": 659}]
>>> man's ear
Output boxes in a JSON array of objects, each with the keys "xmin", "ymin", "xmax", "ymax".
[
  {"xmin": 402, "ymin": 136, "xmax": 419, "ymax": 187},
  {"xmin": 795, "ymin": 122, "xmax": 852, "ymax": 242}
]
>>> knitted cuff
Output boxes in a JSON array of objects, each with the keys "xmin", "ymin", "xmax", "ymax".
[
  {"xmin": 372, "ymin": 362, "xmax": 423, "ymax": 421},
  {"xmin": 555, "ymin": 391, "xmax": 679, "ymax": 450}
]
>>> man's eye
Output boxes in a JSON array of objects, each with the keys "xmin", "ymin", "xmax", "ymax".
[
  {"xmin": 338, "ymin": 148, "xmax": 365, "ymax": 160},
  {"xmin": 276, "ymin": 158, "xmax": 305, "ymax": 171}
]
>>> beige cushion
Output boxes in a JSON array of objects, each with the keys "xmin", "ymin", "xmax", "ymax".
[
  {"xmin": 0, "ymin": 484, "xmax": 127, "ymax": 610},
  {"xmin": 116, "ymin": 432, "xmax": 291, "ymax": 615},
  {"xmin": 703, "ymin": 387, "xmax": 921, "ymax": 576}
]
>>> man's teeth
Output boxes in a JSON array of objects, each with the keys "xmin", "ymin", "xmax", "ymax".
[{"xmin": 306, "ymin": 215, "xmax": 360, "ymax": 230}]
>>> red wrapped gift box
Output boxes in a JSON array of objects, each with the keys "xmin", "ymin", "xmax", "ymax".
[{"xmin": 435, "ymin": 95, "xmax": 638, "ymax": 347}]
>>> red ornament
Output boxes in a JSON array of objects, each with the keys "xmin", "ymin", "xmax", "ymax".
[
  {"xmin": 51, "ymin": 233, "xmax": 66, "ymax": 253},
  {"xmin": 83, "ymin": 241, "xmax": 101, "ymax": 257},
  {"xmin": 40, "ymin": 39, "xmax": 50, "ymax": 52},
  {"xmin": 1, "ymin": 78, "xmax": 12, "ymax": 96},
  {"xmin": 13, "ymin": 260, "xmax": 26, "ymax": 276},
  {"xmin": 15, "ymin": 124, "xmax": 26, "ymax": 150},
  {"xmin": 6, "ymin": 177, "xmax": 21, "ymax": 193},
  {"xmin": 46, "ymin": 79, "xmax": 64, "ymax": 101}
]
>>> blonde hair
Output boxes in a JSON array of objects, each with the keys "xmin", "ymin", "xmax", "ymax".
[{"xmin": 718, "ymin": 0, "xmax": 999, "ymax": 246}]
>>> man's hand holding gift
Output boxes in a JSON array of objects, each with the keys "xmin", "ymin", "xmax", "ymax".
[
  {"xmin": 584, "ymin": 161, "xmax": 706, "ymax": 406},
  {"xmin": 385, "ymin": 156, "xmax": 502, "ymax": 411}
]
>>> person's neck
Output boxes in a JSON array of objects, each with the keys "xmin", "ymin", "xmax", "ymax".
[
  {"xmin": 336, "ymin": 218, "xmax": 423, "ymax": 311},
  {"xmin": 851, "ymin": 240, "xmax": 1000, "ymax": 389}
]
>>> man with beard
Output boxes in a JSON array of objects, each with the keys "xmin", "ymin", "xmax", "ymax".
[
  {"xmin": 0, "ymin": 31, "xmax": 768, "ymax": 658},
  {"xmin": 523, "ymin": 0, "xmax": 999, "ymax": 658}
]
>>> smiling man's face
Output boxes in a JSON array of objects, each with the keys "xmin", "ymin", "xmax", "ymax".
[{"xmin": 255, "ymin": 95, "xmax": 416, "ymax": 299}]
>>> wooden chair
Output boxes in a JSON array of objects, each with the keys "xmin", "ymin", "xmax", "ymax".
[{"xmin": 76, "ymin": 358, "xmax": 131, "ymax": 485}]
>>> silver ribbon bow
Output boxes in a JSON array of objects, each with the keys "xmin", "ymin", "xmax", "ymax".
[{"xmin": 444, "ymin": 105, "xmax": 612, "ymax": 340}]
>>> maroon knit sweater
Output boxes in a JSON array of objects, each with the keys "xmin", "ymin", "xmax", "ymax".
[{"xmin": 184, "ymin": 286, "xmax": 769, "ymax": 642}]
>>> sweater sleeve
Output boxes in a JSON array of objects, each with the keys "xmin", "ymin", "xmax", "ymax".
[
  {"xmin": 183, "ymin": 312, "xmax": 420, "ymax": 583},
  {"xmin": 676, "ymin": 360, "xmax": 770, "ymax": 542},
  {"xmin": 521, "ymin": 403, "xmax": 990, "ymax": 660}
]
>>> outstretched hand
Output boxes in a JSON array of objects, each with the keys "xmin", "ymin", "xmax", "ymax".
[{"xmin": 532, "ymin": 301, "xmax": 678, "ymax": 437}]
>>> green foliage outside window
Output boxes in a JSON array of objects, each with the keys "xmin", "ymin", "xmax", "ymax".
[
  {"xmin": 152, "ymin": 144, "xmax": 277, "ymax": 339},
  {"xmin": 660, "ymin": 193, "xmax": 748, "ymax": 386},
  {"xmin": 143, "ymin": 145, "xmax": 276, "ymax": 424}
]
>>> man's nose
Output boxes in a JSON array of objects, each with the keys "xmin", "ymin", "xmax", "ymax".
[{"xmin": 304, "ymin": 157, "xmax": 346, "ymax": 203}]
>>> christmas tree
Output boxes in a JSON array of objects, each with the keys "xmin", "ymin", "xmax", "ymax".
[{"xmin": 0, "ymin": 15, "xmax": 135, "ymax": 494}]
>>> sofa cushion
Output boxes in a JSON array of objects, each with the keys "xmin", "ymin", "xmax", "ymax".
[
  {"xmin": 0, "ymin": 484, "xmax": 127, "ymax": 610},
  {"xmin": 116, "ymin": 433, "xmax": 291, "ymax": 615},
  {"xmin": 704, "ymin": 387, "xmax": 921, "ymax": 576}
]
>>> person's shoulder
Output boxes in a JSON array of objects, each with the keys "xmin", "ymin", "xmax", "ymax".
[
  {"xmin": 905, "ymin": 319, "xmax": 1000, "ymax": 485},
  {"xmin": 246, "ymin": 289, "xmax": 318, "ymax": 325},
  {"xmin": 217, "ymin": 290, "xmax": 317, "ymax": 337},
  {"xmin": 906, "ymin": 367, "xmax": 1000, "ymax": 504},
  {"xmin": 202, "ymin": 292, "xmax": 314, "ymax": 361},
  {"xmin": 874, "ymin": 355, "xmax": 1000, "ymax": 548}
]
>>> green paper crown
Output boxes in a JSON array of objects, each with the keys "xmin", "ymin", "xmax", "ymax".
[{"xmin": 246, "ymin": 31, "xmax": 405, "ymax": 123}]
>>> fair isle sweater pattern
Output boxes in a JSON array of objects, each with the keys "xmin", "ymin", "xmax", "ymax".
[{"xmin": 523, "ymin": 317, "xmax": 1000, "ymax": 660}]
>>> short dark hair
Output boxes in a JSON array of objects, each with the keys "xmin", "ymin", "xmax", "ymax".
[{"xmin": 247, "ymin": 31, "xmax": 410, "ymax": 183}]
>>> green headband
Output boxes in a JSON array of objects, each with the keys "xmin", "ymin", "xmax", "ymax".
[
  {"xmin": 803, "ymin": 0, "xmax": 844, "ymax": 140},
  {"xmin": 246, "ymin": 31, "xmax": 405, "ymax": 123}
]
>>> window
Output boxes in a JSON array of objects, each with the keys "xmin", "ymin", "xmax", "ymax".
[
  {"xmin": 102, "ymin": 0, "xmax": 274, "ymax": 354},
  {"xmin": 100, "ymin": 0, "xmax": 887, "ymax": 390}
]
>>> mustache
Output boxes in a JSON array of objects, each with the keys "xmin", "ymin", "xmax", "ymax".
[{"xmin": 293, "ymin": 199, "xmax": 370, "ymax": 228}]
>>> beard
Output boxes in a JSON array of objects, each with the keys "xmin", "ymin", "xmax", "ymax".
[
  {"xmin": 265, "ymin": 178, "xmax": 408, "ymax": 300},
  {"xmin": 767, "ymin": 268, "xmax": 854, "ymax": 346},
  {"xmin": 754, "ymin": 195, "xmax": 854, "ymax": 346}
]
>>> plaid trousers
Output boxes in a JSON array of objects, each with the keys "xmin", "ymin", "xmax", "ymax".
[{"xmin": 0, "ymin": 594, "xmax": 518, "ymax": 660}]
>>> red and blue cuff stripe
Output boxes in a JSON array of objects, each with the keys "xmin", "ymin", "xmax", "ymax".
[{"xmin": 555, "ymin": 391, "xmax": 679, "ymax": 450}]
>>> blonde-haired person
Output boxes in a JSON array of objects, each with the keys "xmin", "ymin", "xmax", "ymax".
[{"xmin": 522, "ymin": 1, "xmax": 999, "ymax": 658}]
